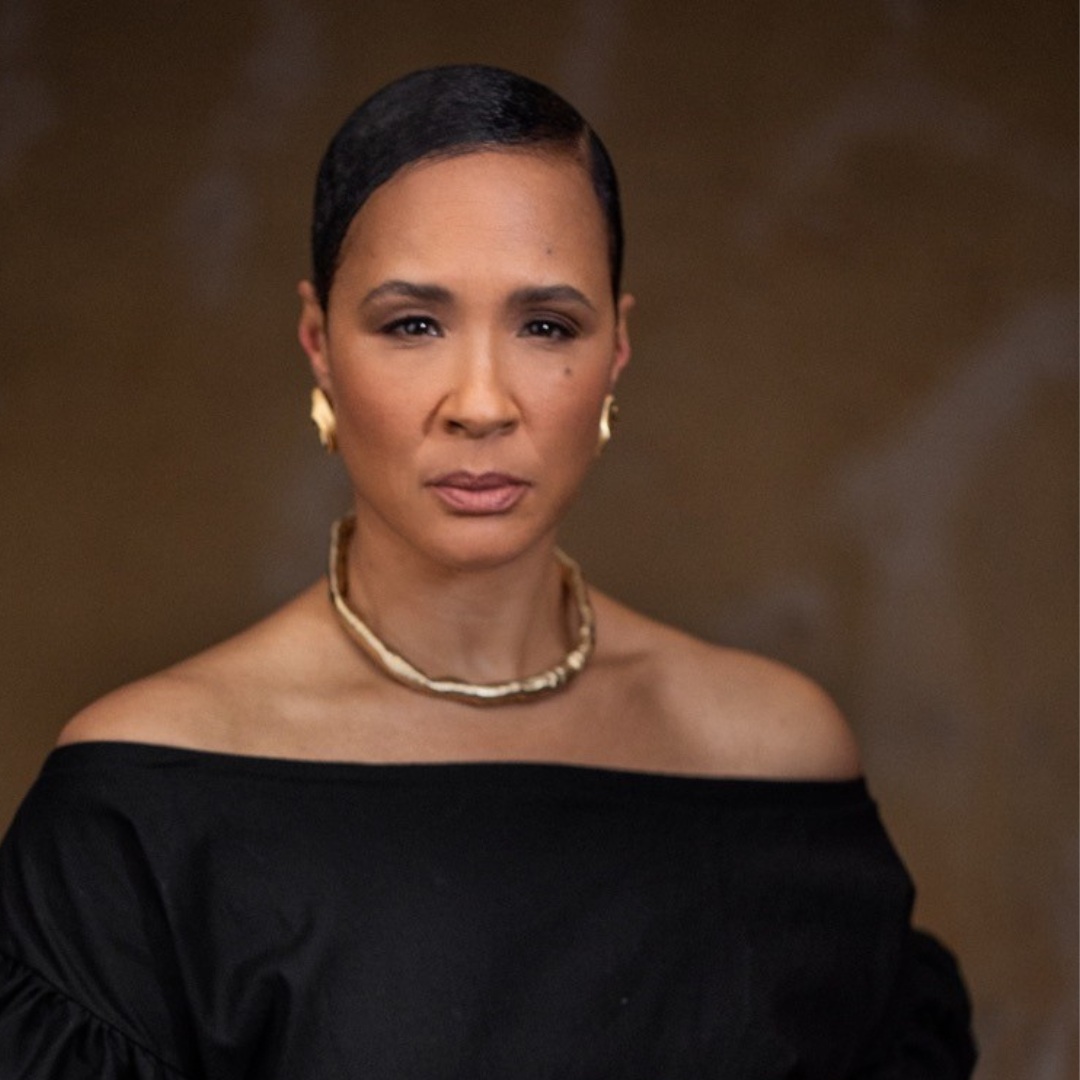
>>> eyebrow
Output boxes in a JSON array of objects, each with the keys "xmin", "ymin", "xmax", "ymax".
[
  {"xmin": 360, "ymin": 280, "xmax": 596, "ymax": 313},
  {"xmin": 508, "ymin": 284, "xmax": 596, "ymax": 313},
  {"xmin": 361, "ymin": 280, "xmax": 453, "ymax": 306}
]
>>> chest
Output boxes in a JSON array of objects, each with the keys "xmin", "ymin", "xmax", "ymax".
[{"xmin": 144, "ymin": 783, "xmax": 906, "ymax": 1079}]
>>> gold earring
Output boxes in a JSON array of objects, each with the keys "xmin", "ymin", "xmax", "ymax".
[
  {"xmin": 310, "ymin": 387, "xmax": 337, "ymax": 453},
  {"xmin": 597, "ymin": 393, "xmax": 618, "ymax": 454}
]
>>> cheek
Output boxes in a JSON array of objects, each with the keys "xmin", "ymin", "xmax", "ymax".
[
  {"xmin": 536, "ymin": 384, "xmax": 605, "ymax": 463},
  {"xmin": 334, "ymin": 374, "xmax": 421, "ymax": 451},
  {"xmin": 336, "ymin": 393, "xmax": 419, "ymax": 507}
]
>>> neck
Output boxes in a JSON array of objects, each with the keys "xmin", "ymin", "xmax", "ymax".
[{"xmin": 338, "ymin": 516, "xmax": 571, "ymax": 687}]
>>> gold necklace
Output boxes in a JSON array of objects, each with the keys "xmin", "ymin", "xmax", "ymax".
[{"xmin": 327, "ymin": 515, "xmax": 596, "ymax": 706}]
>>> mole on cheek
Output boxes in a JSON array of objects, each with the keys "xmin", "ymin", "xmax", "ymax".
[{"xmin": 563, "ymin": 367, "xmax": 572, "ymax": 377}]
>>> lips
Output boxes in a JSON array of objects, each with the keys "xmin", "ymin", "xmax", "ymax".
[{"xmin": 427, "ymin": 471, "xmax": 531, "ymax": 514}]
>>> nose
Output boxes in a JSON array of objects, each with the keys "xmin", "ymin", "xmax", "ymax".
[{"xmin": 439, "ymin": 340, "xmax": 519, "ymax": 439}]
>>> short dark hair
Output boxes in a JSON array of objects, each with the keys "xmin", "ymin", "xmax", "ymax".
[{"xmin": 311, "ymin": 64, "xmax": 624, "ymax": 308}]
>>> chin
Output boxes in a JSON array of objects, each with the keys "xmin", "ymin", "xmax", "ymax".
[{"xmin": 419, "ymin": 517, "xmax": 558, "ymax": 572}]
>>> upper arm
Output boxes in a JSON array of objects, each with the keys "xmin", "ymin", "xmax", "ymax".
[{"xmin": 1, "ymin": 737, "xmax": 196, "ymax": 1075}]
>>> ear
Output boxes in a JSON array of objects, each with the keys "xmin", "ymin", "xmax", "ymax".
[
  {"xmin": 608, "ymin": 292, "xmax": 634, "ymax": 389},
  {"xmin": 297, "ymin": 280, "xmax": 332, "ymax": 392}
]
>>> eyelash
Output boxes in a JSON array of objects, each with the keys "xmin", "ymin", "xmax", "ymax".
[
  {"xmin": 382, "ymin": 315, "xmax": 441, "ymax": 338},
  {"xmin": 380, "ymin": 316, "xmax": 579, "ymax": 342},
  {"xmin": 522, "ymin": 318, "xmax": 578, "ymax": 342}
]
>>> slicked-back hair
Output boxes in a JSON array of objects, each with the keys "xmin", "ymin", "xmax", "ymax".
[{"xmin": 311, "ymin": 65, "xmax": 624, "ymax": 309}]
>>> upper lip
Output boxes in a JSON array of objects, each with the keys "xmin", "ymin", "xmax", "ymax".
[{"xmin": 428, "ymin": 471, "xmax": 530, "ymax": 490}]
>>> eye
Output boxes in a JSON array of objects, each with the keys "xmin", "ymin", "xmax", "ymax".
[
  {"xmin": 383, "ymin": 315, "xmax": 441, "ymax": 338},
  {"xmin": 521, "ymin": 318, "xmax": 577, "ymax": 341}
]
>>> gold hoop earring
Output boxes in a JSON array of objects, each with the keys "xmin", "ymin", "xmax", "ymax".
[
  {"xmin": 310, "ymin": 387, "xmax": 338, "ymax": 453},
  {"xmin": 597, "ymin": 393, "xmax": 618, "ymax": 454}
]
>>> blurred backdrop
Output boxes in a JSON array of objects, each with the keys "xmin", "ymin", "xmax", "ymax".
[{"xmin": 1, "ymin": 0, "xmax": 1076, "ymax": 1075}]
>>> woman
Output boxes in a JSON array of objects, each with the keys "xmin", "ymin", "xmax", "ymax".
[{"xmin": 0, "ymin": 65, "xmax": 974, "ymax": 1077}]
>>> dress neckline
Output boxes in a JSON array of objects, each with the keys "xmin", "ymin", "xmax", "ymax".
[{"xmin": 44, "ymin": 740, "xmax": 867, "ymax": 801}]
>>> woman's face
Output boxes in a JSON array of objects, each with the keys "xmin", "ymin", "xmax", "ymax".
[{"xmin": 298, "ymin": 149, "xmax": 632, "ymax": 571}]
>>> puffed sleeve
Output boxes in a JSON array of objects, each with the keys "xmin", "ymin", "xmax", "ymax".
[
  {"xmin": 0, "ymin": 951, "xmax": 187, "ymax": 1078},
  {"xmin": 852, "ymin": 927, "xmax": 977, "ymax": 1078},
  {"xmin": 0, "ymin": 758, "xmax": 195, "ymax": 1079}
]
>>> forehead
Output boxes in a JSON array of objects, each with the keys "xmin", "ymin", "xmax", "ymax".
[{"xmin": 336, "ymin": 149, "xmax": 609, "ymax": 281}]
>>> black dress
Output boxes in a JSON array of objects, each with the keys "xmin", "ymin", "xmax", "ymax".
[{"xmin": 0, "ymin": 742, "xmax": 975, "ymax": 1078}]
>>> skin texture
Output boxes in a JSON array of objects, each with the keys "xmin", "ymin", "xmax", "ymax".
[{"xmin": 59, "ymin": 150, "xmax": 859, "ymax": 781}]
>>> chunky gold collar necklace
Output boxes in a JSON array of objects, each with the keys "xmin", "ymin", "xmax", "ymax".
[{"xmin": 327, "ymin": 516, "xmax": 596, "ymax": 706}]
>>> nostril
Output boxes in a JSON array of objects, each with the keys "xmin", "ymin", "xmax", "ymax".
[
  {"xmin": 440, "ymin": 386, "xmax": 520, "ymax": 437},
  {"xmin": 443, "ymin": 413, "xmax": 518, "ymax": 439}
]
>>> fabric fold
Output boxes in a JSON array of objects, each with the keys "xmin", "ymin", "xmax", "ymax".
[{"xmin": 0, "ymin": 950, "xmax": 188, "ymax": 1079}]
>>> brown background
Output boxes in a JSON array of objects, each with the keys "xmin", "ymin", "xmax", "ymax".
[{"xmin": 1, "ymin": 1, "xmax": 1076, "ymax": 1075}]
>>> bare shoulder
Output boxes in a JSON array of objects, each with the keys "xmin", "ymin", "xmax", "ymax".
[
  {"xmin": 56, "ymin": 664, "xmax": 224, "ymax": 749},
  {"xmin": 57, "ymin": 585, "xmax": 331, "ymax": 752},
  {"xmin": 594, "ymin": 595, "xmax": 861, "ymax": 781}
]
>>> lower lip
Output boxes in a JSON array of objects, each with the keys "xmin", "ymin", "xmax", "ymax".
[{"xmin": 430, "ymin": 482, "xmax": 529, "ymax": 514}]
